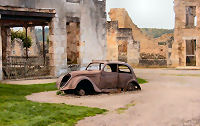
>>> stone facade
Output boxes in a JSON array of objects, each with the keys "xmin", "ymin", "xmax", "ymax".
[
  {"xmin": 107, "ymin": 21, "xmax": 140, "ymax": 66},
  {"xmin": 108, "ymin": 8, "xmax": 174, "ymax": 67},
  {"xmin": 172, "ymin": 0, "xmax": 200, "ymax": 67},
  {"xmin": 0, "ymin": 0, "xmax": 107, "ymax": 80}
]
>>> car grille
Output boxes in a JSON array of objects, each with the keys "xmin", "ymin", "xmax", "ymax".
[{"xmin": 60, "ymin": 74, "xmax": 71, "ymax": 88}]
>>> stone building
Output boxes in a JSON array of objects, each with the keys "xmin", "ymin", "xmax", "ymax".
[
  {"xmin": 172, "ymin": 0, "xmax": 200, "ymax": 67},
  {"xmin": 0, "ymin": 0, "xmax": 107, "ymax": 80},
  {"xmin": 107, "ymin": 8, "xmax": 174, "ymax": 67},
  {"xmin": 107, "ymin": 21, "xmax": 140, "ymax": 66}
]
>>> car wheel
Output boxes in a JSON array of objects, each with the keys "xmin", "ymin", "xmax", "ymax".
[
  {"xmin": 126, "ymin": 82, "xmax": 141, "ymax": 91},
  {"xmin": 76, "ymin": 88, "xmax": 86, "ymax": 96}
]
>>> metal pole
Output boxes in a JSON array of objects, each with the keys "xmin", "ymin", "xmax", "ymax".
[
  {"xmin": 25, "ymin": 26, "xmax": 28, "ymax": 59},
  {"xmin": 42, "ymin": 26, "xmax": 46, "ymax": 65}
]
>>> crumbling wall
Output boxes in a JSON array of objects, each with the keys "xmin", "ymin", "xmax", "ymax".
[
  {"xmin": 107, "ymin": 21, "xmax": 140, "ymax": 66},
  {"xmin": 172, "ymin": 0, "xmax": 200, "ymax": 67},
  {"xmin": 80, "ymin": 0, "xmax": 107, "ymax": 66},
  {"xmin": 10, "ymin": 38, "xmax": 24, "ymax": 57},
  {"xmin": 107, "ymin": 21, "xmax": 118, "ymax": 61},
  {"xmin": 0, "ymin": 0, "xmax": 107, "ymax": 77},
  {"xmin": 108, "ymin": 8, "xmax": 174, "ymax": 67}
]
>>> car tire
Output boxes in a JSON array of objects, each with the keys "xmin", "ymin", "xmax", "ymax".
[
  {"xmin": 126, "ymin": 82, "xmax": 141, "ymax": 91},
  {"xmin": 76, "ymin": 88, "xmax": 86, "ymax": 96}
]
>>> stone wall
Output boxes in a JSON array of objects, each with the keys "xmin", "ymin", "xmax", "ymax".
[
  {"xmin": 66, "ymin": 22, "xmax": 80, "ymax": 64},
  {"xmin": 108, "ymin": 8, "xmax": 174, "ymax": 58},
  {"xmin": 108, "ymin": 8, "xmax": 174, "ymax": 67},
  {"xmin": 172, "ymin": 0, "xmax": 200, "ymax": 67},
  {"xmin": 0, "ymin": 0, "xmax": 107, "ymax": 78},
  {"xmin": 107, "ymin": 21, "xmax": 140, "ymax": 66}
]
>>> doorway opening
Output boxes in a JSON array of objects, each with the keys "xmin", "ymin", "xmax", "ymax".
[
  {"xmin": 186, "ymin": 39, "xmax": 196, "ymax": 66},
  {"xmin": 66, "ymin": 17, "xmax": 80, "ymax": 65},
  {"xmin": 118, "ymin": 40, "xmax": 128, "ymax": 63}
]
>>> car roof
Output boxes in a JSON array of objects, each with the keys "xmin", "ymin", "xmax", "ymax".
[{"xmin": 91, "ymin": 60, "xmax": 126, "ymax": 64}]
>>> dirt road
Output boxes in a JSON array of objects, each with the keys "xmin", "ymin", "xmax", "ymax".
[{"xmin": 27, "ymin": 69, "xmax": 200, "ymax": 126}]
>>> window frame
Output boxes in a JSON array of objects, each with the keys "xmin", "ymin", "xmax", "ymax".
[
  {"xmin": 118, "ymin": 64, "xmax": 132, "ymax": 74},
  {"xmin": 103, "ymin": 63, "xmax": 118, "ymax": 73}
]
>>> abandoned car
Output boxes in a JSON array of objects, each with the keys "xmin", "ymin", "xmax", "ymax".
[{"xmin": 57, "ymin": 61, "xmax": 141, "ymax": 96}]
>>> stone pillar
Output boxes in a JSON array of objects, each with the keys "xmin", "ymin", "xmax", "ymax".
[
  {"xmin": 0, "ymin": 26, "xmax": 3, "ymax": 80},
  {"xmin": 6, "ymin": 28, "xmax": 11, "ymax": 58},
  {"xmin": 80, "ymin": 0, "xmax": 107, "ymax": 66},
  {"xmin": 49, "ymin": 17, "xmax": 68, "ymax": 77},
  {"xmin": 1, "ymin": 27, "xmax": 11, "ymax": 62}
]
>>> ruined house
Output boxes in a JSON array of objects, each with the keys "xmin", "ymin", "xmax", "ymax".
[
  {"xmin": 0, "ymin": 0, "xmax": 107, "ymax": 80},
  {"xmin": 171, "ymin": 0, "xmax": 200, "ymax": 67},
  {"xmin": 107, "ymin": 8, "xmax": 174, "ymax": 67},
  {"xmin": 107, "ymin": 21, "xmax": 140, "ymax": 66}
]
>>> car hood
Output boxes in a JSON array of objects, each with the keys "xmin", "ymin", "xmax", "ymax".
[{"xmin": 69, "ymin": 70, "xmax": 101, "ymax": 77}]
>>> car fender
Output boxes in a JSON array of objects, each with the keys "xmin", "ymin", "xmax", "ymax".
[
  {"xmin": 56, "ymin": 75, "xmax": 66, "ymax": 89},
  {"xmin": 127, "ymin": 79, "xmax": 141, "ymax": 90},
  {"xmin": 62, "ymin": 76, "xmax": 102, "ymax": 92}
]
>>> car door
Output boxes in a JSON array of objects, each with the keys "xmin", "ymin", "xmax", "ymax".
[
  {"xmin": 100, "ymin": 64, "xmax": 118, "ymax": 89},
  {"xmin": 118, "ymin": 64, "xmax": 132, "ymax": 88}
]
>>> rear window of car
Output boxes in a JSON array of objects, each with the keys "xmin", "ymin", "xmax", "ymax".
[
  {"xmin": 118, "ymin": 64, "xmax": 131, "ymax": 74},
  {"xmin": 104, "ymin": 64, "xmax": 118, "ymax": 72}
]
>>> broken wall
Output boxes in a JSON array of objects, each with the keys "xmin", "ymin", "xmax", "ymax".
[
  {"xmin": 108, "ymin": 8, "xmax": 174, "ymax": 67},
  {"xmin": 107, "ymin": 21, "xmax": 140, "ymax": 66},
  {"xmin": 0, "ymin": 0, "xmax": 107, "ymax": 77},
  {"xmin": 172, "ymin": 0, "xmax": 200, "ymax": 67}
]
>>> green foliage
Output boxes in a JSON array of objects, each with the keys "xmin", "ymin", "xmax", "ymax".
[
  {"xmin": 11, "ymin": 30, "xmax": 32, "ymax": 48},
  {"xmin": 141, "ymin": 28, "xmax": 174, "ymax": 38},
  {"xmin": 137, "ymin": 78, "xmax": 148, "ymax": 84},
  {"xmin": 0, "ymin": 83, "xmax": 106, "ymax": 126}
]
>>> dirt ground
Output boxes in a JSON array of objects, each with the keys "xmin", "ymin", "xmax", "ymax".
[{"xmin": 26, "ymin": 69, "xmax": 200, "ymax": 126}]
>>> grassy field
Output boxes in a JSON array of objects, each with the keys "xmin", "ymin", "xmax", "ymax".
[{"xmin": 0, "ymin": 83, "xmax": 106, "ymax": 126}]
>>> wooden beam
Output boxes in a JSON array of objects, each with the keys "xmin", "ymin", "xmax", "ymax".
[
  {"xmin": 0, "ymin": 20, "xmax": 49, "ymax": 27},
  {"xmin": 0, "ymin": 9, "xmax": 55, "ymax": 18}
]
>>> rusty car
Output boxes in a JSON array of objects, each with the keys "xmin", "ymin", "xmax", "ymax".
[{"xmin": 57, "ymin": 60, "xmax": 141, "ymax": 96}]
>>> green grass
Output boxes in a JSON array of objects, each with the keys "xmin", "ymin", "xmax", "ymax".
[
  {"xmin": 137, "ymin": 78, "xmax": 148, "ymax": 84},
  {"xmin": 116, "ymin": 102, "xmax": 135, "ymax": 114},
  {"xmin": 0, "ymin": 83, "xmax": 106, "ymax": 126}
]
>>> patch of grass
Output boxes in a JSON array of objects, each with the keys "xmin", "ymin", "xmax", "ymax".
[
  {"xmin": 116, "ymin": 102, "xmax": 135, "ymax": 114},
  {"xmin": 56, "ymin": 90, "xmax": 63, "ymax": 95},
  {"xmin": 137, "ymin": 78, "xmax": 148, "ymax": 84},
  {"xmin": 0, "ymin": 83, "xmax": 106, "ymax": 126}
]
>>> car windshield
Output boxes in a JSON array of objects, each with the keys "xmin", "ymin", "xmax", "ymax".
[{"xmin": 86, "ymin": 63, "xmax": 103, "ymax": 71}]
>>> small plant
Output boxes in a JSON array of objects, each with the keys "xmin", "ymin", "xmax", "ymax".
[{"xmin": 56, "ymin": 90, "xmax": 63, "ymax": 95}]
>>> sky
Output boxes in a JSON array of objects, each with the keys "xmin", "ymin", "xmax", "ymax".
[{"xmin": 106, "ymin": 0, "xmax": 175, "ymax": 29}]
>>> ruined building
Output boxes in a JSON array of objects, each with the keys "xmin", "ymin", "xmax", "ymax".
[
  {"xmin": 172, "ymin": 0, "xmax": 200, "ymax": 67},
  {"xmin": 107, "ymin": 8, "xmax": 174, "ymax": 67},
  {"xmin": 107, "ymin": 21, "xmax": 140, "ymax": 66},
  {"xmin": 0, "ymin": 0, "xmax": 107, "ymax": 80}
]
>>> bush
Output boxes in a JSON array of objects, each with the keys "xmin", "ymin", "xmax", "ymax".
[{"xmin": 11, "ymin": 30, "xmax": 32, "ymax": 48}]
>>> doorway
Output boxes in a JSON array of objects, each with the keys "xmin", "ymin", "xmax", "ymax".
[
  {"xmin": 66, "ymin": 19, "xmax": 80, "ymax": 65},
  {"xmin": 186, "ymin": 39, "xmax": 196, "ymax": 66}
]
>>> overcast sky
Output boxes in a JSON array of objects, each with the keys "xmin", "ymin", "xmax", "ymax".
[{"xmin": 106, "ymin": 0, "xmax": 175, "ymax": 29}]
